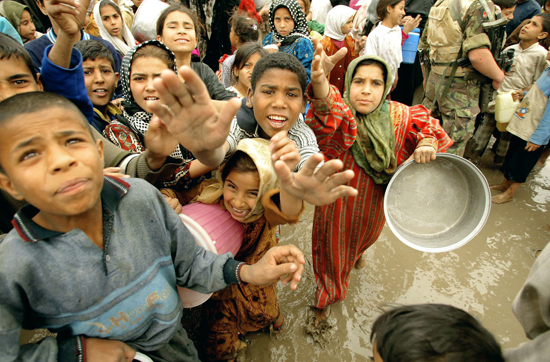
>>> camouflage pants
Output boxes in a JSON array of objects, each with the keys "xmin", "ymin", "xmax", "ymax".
[{"xmin": 422, "ymin": 73, "xmax": 480, "ymax": 157}]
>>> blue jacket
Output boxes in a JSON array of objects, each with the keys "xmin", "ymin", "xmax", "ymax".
[
  {"xmin": 0, "ymin": 177, "xmax": 241, "ymax": 361},
  {"xmin": 25, "ymin": 29, "xmax": 123, "ymax": 97}
]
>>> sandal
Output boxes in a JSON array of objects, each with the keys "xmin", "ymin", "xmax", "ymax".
[{"xmin": 272, "ymin": 315, "xmax": 284, "ymax": 333}]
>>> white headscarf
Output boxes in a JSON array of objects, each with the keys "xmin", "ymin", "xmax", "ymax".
[
  {"xmin": 324, "ymin": 5, "xmax": 357, "ymax": 41},
  {"xmin": 93, "ymin": 0, "xmax": 136, "ymax": 55}
]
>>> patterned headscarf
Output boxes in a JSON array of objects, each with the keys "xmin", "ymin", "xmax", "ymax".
[
  {"xmin": 269, "ymin": 0, "xmax": 311, "ymax": 46},
  {"xmin": 119, "ymin": 40, "xmax": 183, "ymax": 158},
  {"xmin": 0, "ymin": 1, "xmax": 28, "ymax": 39},
  {"xmin": 196, "ymin": 138, "xmax": 279, "ymax": 223},
  {"xmin": 344, "ymin": 55, "xmax": 397, "ymax": 185},
  {"xmin": 93, "ymin": 0, "xmax": 136, "ymax": 55},
  {"xmin": 324, "ymin": 5, "xmax": 356, "ymax": 41}
]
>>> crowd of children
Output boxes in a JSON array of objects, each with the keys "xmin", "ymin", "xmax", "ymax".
[{"xmin": 1, "ymin": 0, "xmax": 550, "ymax": 360}]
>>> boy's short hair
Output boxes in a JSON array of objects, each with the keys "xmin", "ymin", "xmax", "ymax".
[
  {"xmin": 0, "ymin": 92, "xmax": 90, "ymax": 173},
  {"xmin": 371, "ymin": 304, "xmax": 504, "ymax": 362},
  {"xmin": 537, "ymin": 12, "xmax": 550, "ymax": 35},
  {"xmin": 250, "ymin": 52, "xmax": 307, "ymax": 94},
  {"xmin": 74, "ymin": 40, "xmax": 116, "ymax": 71},
  {"xmin": 493, "ymin": 0, "xmax": 518, "ymax": 9},
  {"xmin": 0, "ymin": 33, "xmax": 37, "ymax": 82}
]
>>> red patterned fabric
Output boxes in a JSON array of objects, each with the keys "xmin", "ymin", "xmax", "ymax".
[
  {"xmin": 239, "ymin": 0, "xmax": 262, "ymax": 23},
  {"xmin": 306, "ymin": 85, "xmax": 452, "ymax": 309}
]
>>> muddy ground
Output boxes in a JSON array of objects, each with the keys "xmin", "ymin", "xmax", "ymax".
[
  {"xmin": 19, "ymin": 151, "xmax": 549, "ymax": 361},
  {"xmin": 221, "ymin": 152, "xmax": 549, "ymax": 361}
]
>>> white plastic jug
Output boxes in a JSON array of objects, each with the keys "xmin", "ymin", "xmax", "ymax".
[{"xmin": 495, "ymin": 91, "xmax": 520, "ymax": 124}]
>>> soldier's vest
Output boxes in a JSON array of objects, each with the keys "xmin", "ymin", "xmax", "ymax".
[{"xmin": 426, "ymin": 0, "xmax": 478, "ymax": 76}]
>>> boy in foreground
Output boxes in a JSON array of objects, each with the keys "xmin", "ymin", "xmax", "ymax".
[{"xmin": 0, "ymin": 92, "xmax": 308, "ymax": 361}]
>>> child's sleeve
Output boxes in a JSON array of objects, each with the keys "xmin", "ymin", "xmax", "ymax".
[
  {"xmin": 399, "ymin": 103, "xmax": 454, "ymax": 163},
  {"xmin": 305, "ymin": 83, "xmax": 357, "ymax": 160},
  {"xmin": 156, "ymin": 189, "xmax": 240, "ymax": 292},
  {"xmin": 262, "ymin": 189, "xmax": 304, "ymax": 228},
  {"xmin": 0, "ymin": 263, "xmax": 84, "ymax": 361},
  {"xmin": 529, "ymin": 100, "xmax": 550, "ymax": 146},
  {"xmin": 288, "ymin": 116, "xmax": 320, "ymax": 170},
  {"xmin": 40, "ymin": 45, "xmax": 96, "ymax": 129}
]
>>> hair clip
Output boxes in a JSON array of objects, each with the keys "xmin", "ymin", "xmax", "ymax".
[{"xmin": 252, "ymin": 24, "xmax": 258, "ymax": 30}]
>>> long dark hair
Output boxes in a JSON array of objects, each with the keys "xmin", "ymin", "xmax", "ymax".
[
  {"xmin": 156, "ymin": 4, "xmax": 204, "ymax": 38},
  {"xmin": 231, "ymin": 43, "xmax": 268, "ymax": 85}
]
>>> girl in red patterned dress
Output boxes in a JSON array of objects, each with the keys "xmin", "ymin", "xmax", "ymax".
[{"xmin": 305, "ymin": 47, "xmax": 453, "ymax": 326}]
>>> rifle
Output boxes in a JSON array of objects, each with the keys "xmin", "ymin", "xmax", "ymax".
[{"xmin": 457, "ymin": 17, "xmax": 514, "ymax": 113}]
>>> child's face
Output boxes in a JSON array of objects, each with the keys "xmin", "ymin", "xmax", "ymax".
[
  {"xmin": 0, "ymin": 107, "xmax": 104, "ymax": 218},
  {"xmin": 157, "ymin": 11, "xmax": 197, "ymax": 55},
  {"xmin": 274, "ymin": 7, "xmax": 295, "ymax": 36},
  {"xmin": 520, "ymin": 16, "xmax": 548, "ymax": 42},
  {"xmin": 341, "ymin": 14, "xmax": 355, "ymax": 35},
  {"xmin": 0, "ymin": 56, "xmax": 42, "ymax": 102},
  {"xmin": 501, "ymin": 6, "xmax": 516, "ymax": 21},
  {"xmin": 246, "ymin": 68, "xmax": 306, "ymax": 138},
  {"xmin": 100, "ymin": 5, "xmax": 123, "ymax": 39},
  {"xmin": 83, "ymin": 57, "xmax": 119, "ymax": 108},
  {"xmin": 234, "ymin": 52, "xmax": 262, "ymax": 93},
  {"xmin": 349, "ymin": 64, "xmax": 386, "ymax": 115},
  {"xmin": 297, "ymin": 0, "xmax": 307, "ymax": 15},
  {"xmin": 20, "ymin": 10, "xmax": 36, "ymax": 40},
  {"xmin": 223, "ymin": 170, "xmax": 259, "ymax": 222},
  {"xmin": 386, "ymin": 1, "xmax": 406, "ymax": 26},
  {"xmin": 130, "ymin": 56, "xmax": 168, "ymax": 113}
]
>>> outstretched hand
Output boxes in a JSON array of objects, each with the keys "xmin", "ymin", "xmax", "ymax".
[
  {"xmin": 240, "ymin": 245, "xmax": 306, "ymax": 290},
  {"xmin": 311, "ymin": 37, "xmax": 348, "ymax": 78},
  {"xmin": 45, "ymin": 0, "xmax": 89, "ymax": 37},
  {"xmin": 149, "ymin": 66, "xmax": 241, "ymax": 167},
  {"xmin": 311, "ymin": 37, "xmax": 347, "ymax": 99},
  {"xmin": 402, "ymin": 15, "xmax": 421, "ymax": 35},
  {"xmin": 143, "ymin": 115, "xmax": 179, "ymax": 170},
  {"xmin": 274, "ymin": 153, "xmax": 357, "ymax": 205}
]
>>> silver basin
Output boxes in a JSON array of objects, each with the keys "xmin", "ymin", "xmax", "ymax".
[{"xmin": 384, "ymin": 153, "xmax": 491, "ymax": 253}]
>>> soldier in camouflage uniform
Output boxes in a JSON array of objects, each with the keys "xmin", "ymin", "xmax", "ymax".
[{"xmin": 420, "ymin": 0, "xmax": 505, "ymax": 156}]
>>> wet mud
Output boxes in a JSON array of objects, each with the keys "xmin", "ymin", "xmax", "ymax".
[{"xmin": 230, "ymin": 153, "xmax": 550, "ymax": 361}]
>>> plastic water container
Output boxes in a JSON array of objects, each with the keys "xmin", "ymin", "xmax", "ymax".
[
  {"xmin": 495, "ymin": 91, "xmax": 520, "ymax": 132},
  {"xmin": 401, "ymin": 28, "xmax": 421, "ymax": 64}
]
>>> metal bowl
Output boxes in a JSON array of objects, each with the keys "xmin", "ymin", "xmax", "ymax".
[{"xmin": 384, "ymin": 153, "xmax": 491, "ymax": 253}]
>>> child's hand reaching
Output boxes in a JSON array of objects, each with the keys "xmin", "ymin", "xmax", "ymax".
[
  {"xmin": 149, "ymin": 66, "xmax": 241, "ymax": 167},
  {"xmin": 270, "ymin": 131, "xmax": 300, "ymax": 171},
  {"xmin": 402, "ymin": 15, "xmax": 421, "ymax": 35},
  {"xmin": 103, "ymin": 167, "xmax": 130, "ymax": 179},
  {"xmin": 274, "ymin": 153, "xmax": 358, "ymax": 205},
  {"xmin": 240, "ymin": 245, "xmax": 306, "ymax": 290},
  {"xmin": 311, "ymin": 37, "xmax": 348, "ymax": 99},
  {"xmin": 45, "ymin": 0, "xmax": 89, "ymax": 37},
  {"xmin": 143, "ymin": 115, "xmax": 180, "ymax": 170},
  {"xmin": 85, "ymin": 338, "xmax": 135, "ymax": 362}
]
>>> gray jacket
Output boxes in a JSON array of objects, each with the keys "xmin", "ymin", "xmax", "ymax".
[{"xmin": 0, "ymin": 177, "xmax": 240, "ymax": 361}]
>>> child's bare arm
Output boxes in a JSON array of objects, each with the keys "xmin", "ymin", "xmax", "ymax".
[
  {"xmin": 85, "ymin": 338, "xmax": 135, "ymax": 361},
  {"xmin": 46, "ymin": 0, "xmax": 89, "ymax": 68},
  {"xmin": 239, "ymin": 245, "xmax": 306, "ymax": 290},
  {"xmin": 149, "ymin": 67, "xmax": 240, "ymax": 167},
  {"xmin": 270, "ymin": 132, "xmax": 303, "ymax": 217},
  {"xmin": 310, "ymin": 37, "xmax": 348, "ymax": 99}
]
